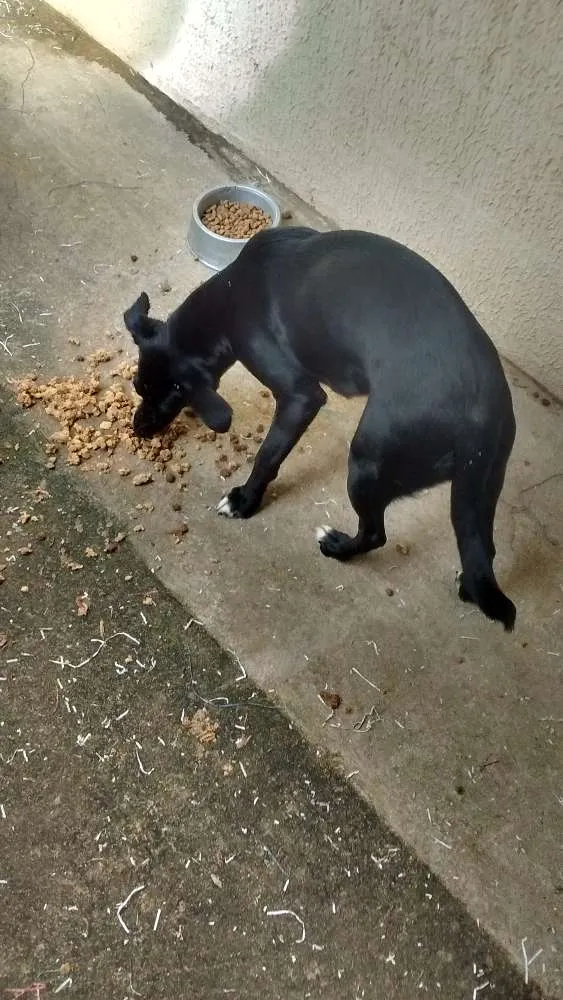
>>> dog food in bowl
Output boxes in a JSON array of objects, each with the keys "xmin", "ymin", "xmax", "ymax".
[{"xmin": 201, "ymin": 200, "xmax": 272, "ymax": 240}]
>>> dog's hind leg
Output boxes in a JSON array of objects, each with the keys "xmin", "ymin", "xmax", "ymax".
[{"xmin": 452, "ymin": 423, "xmax": 516, "ymax": 630}]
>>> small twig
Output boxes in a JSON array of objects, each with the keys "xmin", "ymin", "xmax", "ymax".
[
  {"xmin": 135, "ymin": 748, "xmax": 154, "ymax": 776},
  {"xmin": 184, "ymin": 659, "xmax": 276, "ymax": 713},
  {"xmin": 184, "ymin": 618, "xmax": 203, "ymax": 631},
  {"xmin": 10, "ymin": 301, "xmax": 22, "ymax": 323},
  {"xmin": 432, "ymin": 836, "xmax": 452, "ymax": 850},
  {"xmin": 350, "ymin": 666, "xmax": 381, "ymax": 691},
  {"xmin": 116, "ymin": 884, "xmax": 145, "ymax": 935},
  {"xmin": 128, "ymin": 974, "xmax": 142, "ymax": 997},
  {"xmin": 53, "ymin": 979, "xmax": 72, "ymax": 994},
  {"xmin": 228, "ymin": 649, "xmax": 247, "ymax": 683},
  {"xmin": 0, "ymin": 333, "xmax": 14, "ymax": 356},
  {"xmin": 266, "ymin": 908, "xmax": 306, "ymax": 943},
  {"xmin": 479, "ymin": 756, "xmax": 500, "ymax": 772},
  {"xmin": 49, "ymin": 631, "xmax": 140, "ymax": 671},
  {"xmin": 521, "ymin": 937, "xmax": 543, "ymax": 985},
  {"xmin": 472, "ymin": 982, "xmax": 490, "ymax": 999},
  {"xmin": 353, "ymin": 706, "xmax": 380, "ymax": 732}
]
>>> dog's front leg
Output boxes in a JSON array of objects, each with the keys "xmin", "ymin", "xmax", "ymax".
[{"xmin": 217, "ymin": 384, "xmax": 326, "ymax": 519}]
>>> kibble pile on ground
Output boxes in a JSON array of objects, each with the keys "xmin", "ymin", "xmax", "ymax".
[
  {"xmin": 200, "ymin": 200, "xmax": 272, "ymax": 239},
  {"xmin": 14, "ymin": 349, "xmax": 269, "ymax": 486}
]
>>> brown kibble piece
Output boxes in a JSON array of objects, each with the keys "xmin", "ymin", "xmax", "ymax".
[
  {"xmin": 76, "ymin": 593, "xmax": 89, "ymax": 617},
  {"xmin": 183, "ymin": 707, "xmax": 219, "ymax": 745},
  {"xmin": 133, "ymin": 472, "xmax": 153, "ymax": 486},
  {"xmin": 319, "ymin": 690, "xmax": 342, "ymax": 711},
  {"xmin": 104, "ymin": 532, "xmax": 126, "ymax": 553},
  {"xmin": 171, "ymin": 523, "xmax": 189, "ymax": 543}
]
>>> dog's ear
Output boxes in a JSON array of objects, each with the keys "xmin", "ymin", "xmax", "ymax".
[
  {"xmin": 190, "ymin": 386, "xmax": 233, "ymax": 434},
  {"xmin": 123, "ymin": 292, "xmax": 155, "ymax": 345}
]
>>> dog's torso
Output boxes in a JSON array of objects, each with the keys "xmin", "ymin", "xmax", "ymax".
[{"xmin": 198, "ymin": 228, "xmax": 510, "ymax": 422}]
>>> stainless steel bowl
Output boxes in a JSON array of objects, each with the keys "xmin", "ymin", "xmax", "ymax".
[{"xmin": 187, "ymin": 183, "xmax": 281, "ymax": 272}]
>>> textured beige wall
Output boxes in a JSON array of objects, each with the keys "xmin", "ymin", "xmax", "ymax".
[{"xmin": 52, "ymin": 0, "xmax": 563, "ymax": 397}]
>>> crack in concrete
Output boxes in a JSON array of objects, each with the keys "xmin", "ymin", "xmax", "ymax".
[
  {"xmin": 19, "ymin": 37, "xmax": 34, "ymax": 112},
  {"xmin": 47, "ymin": 179, "xmax": 141, "ymax": 198},
  {"xmin": 519, "ymin": 471, "xmax": 563, "ymax": 497}
]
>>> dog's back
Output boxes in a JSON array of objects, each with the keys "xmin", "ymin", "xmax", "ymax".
[{"xmin": 232, "ymin": 228, "xmax": 507, "ymax": 407}]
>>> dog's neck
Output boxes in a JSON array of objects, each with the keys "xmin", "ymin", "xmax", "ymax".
[{"xmin": 168, "ymin": 276, "xmax": 235, "ymax": 381}]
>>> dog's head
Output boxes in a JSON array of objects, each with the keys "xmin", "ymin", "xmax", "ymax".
[{"xmin": 123, "ymin": 292, "xmax": 233, "ymax": 438}]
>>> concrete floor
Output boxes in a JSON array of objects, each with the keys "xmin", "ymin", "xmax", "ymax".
[
  {"xmin": 0, "ymin": 395, "xmax": 546, "ymax": 1000},
  {"xmin": 1, "ymin": 4, "xmax": 562, "ymax": 995}
]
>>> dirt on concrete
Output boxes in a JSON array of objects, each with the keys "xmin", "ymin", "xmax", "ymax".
[{"xmin": 0, "ymin": 392, "xmax": 549, "ymax": 1000}]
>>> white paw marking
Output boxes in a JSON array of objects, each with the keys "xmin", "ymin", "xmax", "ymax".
[
  {"xmin": 315, "ymin": 525, "xmax": 331, "ymax": 542},
  {"xmin": 217, "ymin": 495, "xmax": 235, "ymax": 518}
]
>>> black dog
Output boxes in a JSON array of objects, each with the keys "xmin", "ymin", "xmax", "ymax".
[{"xmin": 124, "ymin": 227, "xmax": 516, "ymax": 630}]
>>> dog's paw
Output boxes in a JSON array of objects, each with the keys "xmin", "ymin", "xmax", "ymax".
[
  {"xmin": 217, "ymin": 495, "xmax": 236, "ymax": 518},
  {"xmin": 217, "ymin": 486, "xmax": 261, "ymax": 520},
  {"xmin": 316, "ymin": 525, "xmax": 356, "ymax": 561}
]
